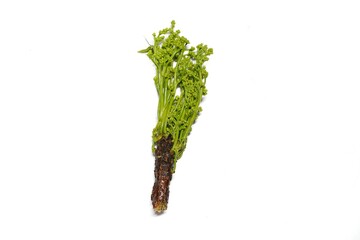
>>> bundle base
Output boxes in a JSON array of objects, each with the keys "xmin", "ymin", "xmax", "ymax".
[{"xmin": 151, "ymin": 135, "xmax": 174, "ymax": 213}]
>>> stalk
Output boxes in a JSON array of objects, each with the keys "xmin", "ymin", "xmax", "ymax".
[
  {"xmin": 139, "ymin": 21, "xmax": 213, "ymax": 213},
  {"xmin": 151, "ymin": 135, "xmax": 174, "ymax": 212}
]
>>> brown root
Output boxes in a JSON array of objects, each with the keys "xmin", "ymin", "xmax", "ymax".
[{"xmin": 151, "ymin": 135, "xmax": 174, "ymax": 213}]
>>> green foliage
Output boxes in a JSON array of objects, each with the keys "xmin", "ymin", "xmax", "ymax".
[{"xmin": 139, "ymin": 21, "xmax": 213, "ymax": 171}]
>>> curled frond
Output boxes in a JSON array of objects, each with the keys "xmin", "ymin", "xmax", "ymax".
[{"xmin": 140, "ymin": 21, "xmax": 213, "ymax": 171}]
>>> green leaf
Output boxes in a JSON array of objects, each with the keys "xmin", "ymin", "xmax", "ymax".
[{"xmin": 139, "ymin": 21, "xmax": 213, "ymax": 171}]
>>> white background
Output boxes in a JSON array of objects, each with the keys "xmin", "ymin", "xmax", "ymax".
[{"xmin": 1, "ymin": 0, "xmax": 360, "ymax": 239}]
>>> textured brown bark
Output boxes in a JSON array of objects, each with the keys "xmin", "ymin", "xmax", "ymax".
[{"xmin": 151, "ymin": 135, "xmax": 174, "ymax": 213}]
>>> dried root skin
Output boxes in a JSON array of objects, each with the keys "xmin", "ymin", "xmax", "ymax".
[{"xmin": 151, "ymin": 135, "xmax": 174, "ymax": 213}]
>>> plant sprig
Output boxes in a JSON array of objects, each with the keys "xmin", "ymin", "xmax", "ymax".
[{"xmin": 139, "ymin": 20, "xmax": 213, "ymax": 171}]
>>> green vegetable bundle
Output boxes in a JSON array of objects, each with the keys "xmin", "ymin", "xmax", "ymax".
[{"xmin": 139, "ymin": 21, "xmax": 213, "ymax": 213}]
